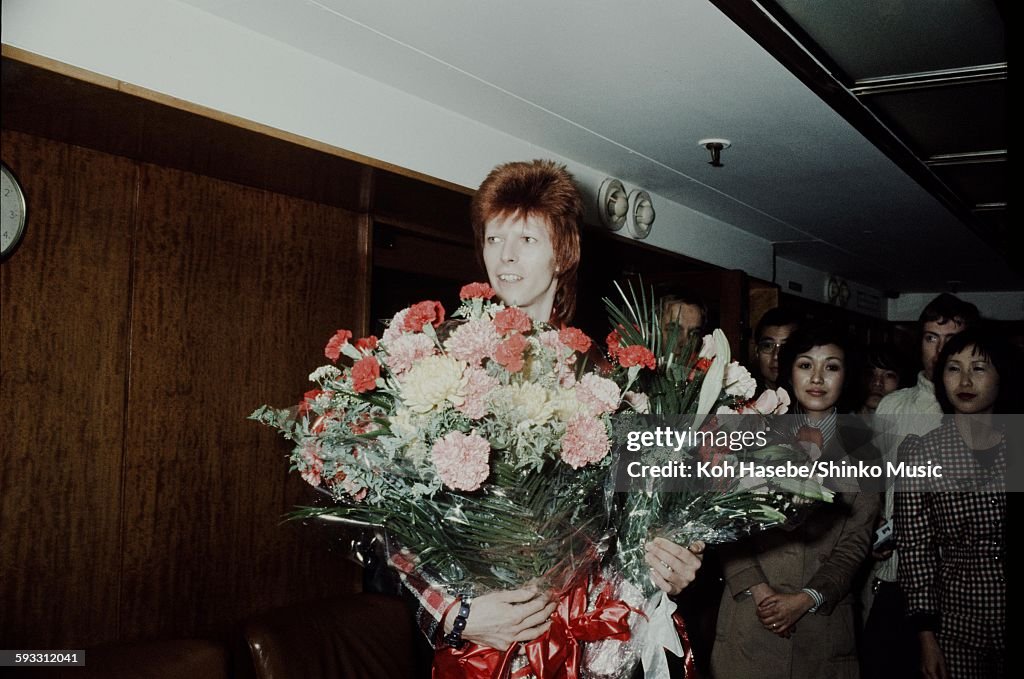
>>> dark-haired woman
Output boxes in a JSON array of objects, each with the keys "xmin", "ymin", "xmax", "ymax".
[
  {"xmin": 711, "ymin": 322, "xmax": 879, "ymax": 678},
  {"xmin": 894, "ymin": 328, "xmax": 1015, "ymax": 679}
]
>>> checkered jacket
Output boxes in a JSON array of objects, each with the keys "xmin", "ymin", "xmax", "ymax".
[
  {"xmin": 893, "ymin": 420, "xmax": 1006, "ymax": 649},
  {"xmin": 387, "ymin": 548, "xmax": 454, "ymax": 648}
]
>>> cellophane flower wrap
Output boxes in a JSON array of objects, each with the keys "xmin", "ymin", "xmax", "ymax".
[
  {"xmin": 251, "ymin": 283, "xmax": 639, "ymax": 673},
  {"xmin": 584, "ymin": 282, "xmax": 834, "ymax": 679}
]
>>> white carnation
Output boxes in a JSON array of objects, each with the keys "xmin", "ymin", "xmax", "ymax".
[
  {"xmin": 724, "ymin": 362, "xmax": 757, "ymax": 399},
  {"xmin": 400, "ymin": 355, "xmax": 467, "ymax": 414},
  {"xmin": 497, "ymin": 382, "xmax": 555, "ymax": 427}
]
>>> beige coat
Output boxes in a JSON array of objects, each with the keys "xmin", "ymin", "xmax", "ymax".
[{"xmin": 710, "ymin": 468, "xmax": 879, "ymax": 678}]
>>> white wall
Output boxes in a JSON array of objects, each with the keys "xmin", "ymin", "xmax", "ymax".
[
  {"xmin": 890, "ymin": 292, "xmax": 1024, "ymax": 322},
  {"xmin": 773, "ymin": 259, "xmax": 889, "ymax": 320},
  {"xmin": 3, "ymin": 0, "xmax": 782, "ymax": 283}
]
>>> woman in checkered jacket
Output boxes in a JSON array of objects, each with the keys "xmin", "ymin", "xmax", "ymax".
[{"xmin": 894, "ymin": 328, "xmax": 1018, "ymax": 679}]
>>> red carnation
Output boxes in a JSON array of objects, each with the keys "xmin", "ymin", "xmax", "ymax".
[
  {"xmin": 298, "ymin": 388, "xmax": 325, "ymax": 416},
  {"xmin": 460, "ymin": 282, "xmax": 497, "ymax": 300},
  {"xmin": 355, "ymin": 335, "xmax": 379, "ymax": 352},
  {"xmin": 324, "ymin": 329, "xmax": 353, "ymax": 362},
  {"xmin": 493, "ymin": 307, "xmax": 533, "ymax": 335},
  {"xmin": 559, "ymin": 327, "xmax": 592, "ymax": 354},
  {"xmin": 494, "ymin": 334, "xmax": 529, "ymax": 373},
  {"xmin": 403, "ymin": 301, "xmax": 446, "ymax": 332},
  {"xmin": 606, "ymin": 329, "xmax": 623, "ymax": 359},
  {"xmin": 351, "ymin": 356, "xmax": 381, "ymax": 393},
  {"xmin": 796, "ymin": 425, "xmax": 825, "ymax": 450},
  {"xmin": 617, "ymin": 345, "xmax": 656, "ymax": 370}
]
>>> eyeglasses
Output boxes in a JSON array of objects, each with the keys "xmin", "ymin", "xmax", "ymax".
[{"xmin": 756, "ymin": 340, "xmax": 786, "ymax": 355}]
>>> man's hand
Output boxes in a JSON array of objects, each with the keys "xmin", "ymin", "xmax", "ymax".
[
  {"xmin": 447, "ymin": 587, "xmax": 556, "ymax": 651},
  {"xmin": 919, "ymin": 631, "xmax": 949, "ymax": 679},
  {"xmin": 645, "ymin": 538, "xmax": 704, "ymax": 596}
]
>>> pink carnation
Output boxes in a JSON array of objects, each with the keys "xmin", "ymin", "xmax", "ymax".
[
  {"xmin": 381, "ymin": 308, "xmax": 410, "ymax": 345},
  {"xmin": 299, "ymin": 441, "xmax": 325, "ymax": 487},
  {"xmin": 444, "ymin": 319, "xmax": 502, "ymax": 366},
  {"xmin": 431, "ymin": 431, "xmax": 491, "ymax": 491},
  {"xmin": 538, "ymin": 330, "xmax": 575, "ymax": 384},
  {"xmin": 576, "ymin": 373, "xmax": 621, "ymax": 416},
  {"xmin": 560, "ymin": 414, "xmax": 611, "ymax": 469},
  {"xmin": 383, "ymin": 333, "xmax": 436, "ymax": 376},
  {"xmin": 538, "ymin": 329, "xmax": 565, "ymax": 355},
  {"xmin": 456, "ymin": 367, "xmax": 499, "ymax": 420},
  {"xmin": 339, "ymin": 474, "xmax": 368, "ymax": 501}
]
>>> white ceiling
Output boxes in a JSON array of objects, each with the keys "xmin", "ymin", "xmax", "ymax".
[{"xmin": 178, "ymin": 0, "xmax": 1018, "ymax": 293}]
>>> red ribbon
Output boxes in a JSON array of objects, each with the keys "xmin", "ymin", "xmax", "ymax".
[
  {"xmin": 432, "ymin": 579, "xmax": 634, "ymax": 679},
  {"xmin": 672, "ymin": 611, "xmax": 698, "ymax": 679}
]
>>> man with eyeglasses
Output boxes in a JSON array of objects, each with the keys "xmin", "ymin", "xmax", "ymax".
[{"xmin": 753, "ymin": 307, "xmax": 803, "ymax": 392}]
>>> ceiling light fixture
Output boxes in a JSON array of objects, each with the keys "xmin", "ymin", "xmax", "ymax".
[{"xmin": 698, "ymin": 138, "xmax": 731, "ymax": 167}]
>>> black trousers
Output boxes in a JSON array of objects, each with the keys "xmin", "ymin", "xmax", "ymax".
[{"xmin": 860, "ymin": 580, "xmax": 920, "ymax": 679}]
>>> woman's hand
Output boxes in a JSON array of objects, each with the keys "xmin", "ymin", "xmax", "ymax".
[
  {"xmin": 757, "ymin": 591, "xmax": 814, "ymax": 637},
  {"xmin": 748, "ymin": 582, "xmax": 775, "ymax": 607},
  {"xmin": 919, "ymin": 631, "xmax": 949, "ymax": 679},
  {"xmin": 645, "ymin": 538, "xmax": 704, "ymax": 596},
  {"xmin": 446, "ymin": 587, "xmax": 556, "ymax": 651}
]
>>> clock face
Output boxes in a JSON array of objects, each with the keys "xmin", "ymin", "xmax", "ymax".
[{"xmin": 1, "ymin": 163, "xmax": 28, "ymax": 259}]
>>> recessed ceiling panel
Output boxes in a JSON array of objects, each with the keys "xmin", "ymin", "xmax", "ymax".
[
  {"xmin": 771, "ymin": 0, "xmax": 1005, "ymax": 80},
  {"xmin": 865, "ymin": 81, "xmax": 1006, "ymax": 156},
  {"xmin": 931, "ymin": 162, "xmax": 1007, "ymax": 208}
]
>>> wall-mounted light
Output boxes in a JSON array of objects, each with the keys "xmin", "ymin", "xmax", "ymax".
[
  {"xmin": 698, "ymin": 138, "xmax": 732, "ymax": 167},
  {"xmin": 597, "ymin": 178, "xmax": 628, "ymax": 230},
  {"xmin": 626, "ymin": 189, "xmax": 655, "ymax": 239}
]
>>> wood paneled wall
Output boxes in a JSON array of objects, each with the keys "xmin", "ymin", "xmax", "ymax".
[{"xmin": 1, "ymin": 129, "xmax": 366, "ymax": 647}]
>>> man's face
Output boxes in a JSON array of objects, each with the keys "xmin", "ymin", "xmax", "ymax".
[
  {"xmin": 663, "ymin": 301, "xmax": 704, "ymax": 351},
  {"xmin": 756, "ymin": 323, "xmax": 797, "ymax": 388},
  {"xmin": 921, "ymin": 318, "xmax": 966, "ymax": 378}
]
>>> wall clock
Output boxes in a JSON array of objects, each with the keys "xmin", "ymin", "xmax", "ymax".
[{"xmin": 1, "ymin": 162, "xmax": 28, "ymax": 260}]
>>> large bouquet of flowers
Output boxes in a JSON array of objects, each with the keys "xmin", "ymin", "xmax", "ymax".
[
  {"xmin": 584, "ymin": 283, "xmax": 832, "ymax": 678},
  {"xmin": 251, "ymin": 283, "xmax": 642, "ymax": 674}
]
